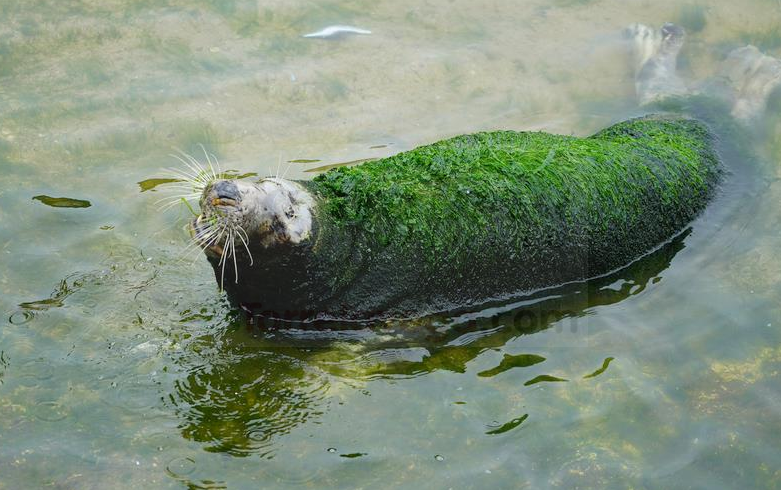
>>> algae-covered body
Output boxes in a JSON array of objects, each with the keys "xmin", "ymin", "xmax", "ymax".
[{"xmin": 194, "ymin": 115, "xmax": 721, "ymax": 321}]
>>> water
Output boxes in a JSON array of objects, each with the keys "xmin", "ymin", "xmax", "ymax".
[{"xmin": 2, "ymin": 0, "xmax": 781, "ymax": 488}]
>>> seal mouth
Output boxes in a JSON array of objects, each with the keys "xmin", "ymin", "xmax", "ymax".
[{"xmin": 211, "ymin": 197, "xmax": 237, "ymax": 208}]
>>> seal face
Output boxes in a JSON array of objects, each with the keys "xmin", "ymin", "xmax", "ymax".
[{"xmin": 193, "ymin": 177, "xmax": 316, "ymax": 261}]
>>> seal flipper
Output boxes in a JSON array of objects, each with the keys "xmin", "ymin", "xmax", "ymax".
[
  {"xmin": 626, "ymin": 23, "xmax": 689, "ymax": 105},
  {"xmin": 718, "ymin": 45, "xmax": 781, "ymax": 121},
  {"xmin": 628, "ymin": 22, "xmax": 781, "ymax": 122}
]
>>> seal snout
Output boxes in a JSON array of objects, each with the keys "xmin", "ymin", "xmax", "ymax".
[{"xmin": 208, "ymin": 180, "xmax": 241, "ymax": 207}]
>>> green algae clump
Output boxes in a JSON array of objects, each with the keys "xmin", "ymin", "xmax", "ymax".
[{"xmin": 306, "ymin": 115, "xmax": 721, "ymax": 317}]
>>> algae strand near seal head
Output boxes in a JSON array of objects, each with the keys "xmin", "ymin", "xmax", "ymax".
[{"xmin": 190, "ymin": 115, "xmax": 722, "ymax": 322}]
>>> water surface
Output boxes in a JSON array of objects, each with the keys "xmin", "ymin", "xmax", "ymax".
[{"xmin": 2, "ymin": 0, "xmax": 781, "ymax": 488}]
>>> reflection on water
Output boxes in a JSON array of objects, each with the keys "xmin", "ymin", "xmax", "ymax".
[
  {"xmin": 2, "ymin": 0, "xmax": 781, "ymax": 488},
  {"xmin": 170, "ymin": 345, "xmax": 331, "ymax": 458},
  {"xmin": 168, "ymin": 231, "xmax": 684, "ymax": 457}
]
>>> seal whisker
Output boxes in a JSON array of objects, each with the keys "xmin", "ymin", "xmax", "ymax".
[
  {"xmin": 168, "ymin": 153, "xmax": 194, "ymax": 170},
  {"xmin": 159, "ymin": 200, "xmax": 188, "ymax": 213},
  {"xmin": 194, "ymin": 224, "xmax": 221, "ymax": 244},
  {"xmin": 156, "ymin": 187, "xmax": 202, "ymax": 197},
  {"xmin": 155, "ymin": 192, "xmax": 201, "ymax": 205},
  {"xmin": 199, "ymin": 144, "xmax": 222, "ymax": 183},
  {"xmin": 234, "ymin": 225, "xmax": 254, "ymax": 266},
  {"xmin": 202, "ymin": 224, "xmax": 227, "ymax": 248},
  {"xmin": 167, "ymin": 162, "xmax": 207, "ymax": 183},
  {"xmin": 275, "ymin": 153, "xmax": 283, "ymax": 180},
  {"xmin": 162, "ymin": 185, "xmax": 206, "ymax": 203},
  {"xmin": 231, "ymin": 232, "xmax": 239, "ymax": 284},
  {"xmin": 180, "ymin": 237, "xmax": 216, "ymax": 262},
  {"xmin": 169, "ymin": 153, "xmax": 208, "ymax": 181},
  {"xmin": 163, "ymin": 164, "xmax": 211, "ymax": 194},
  {"xmin": 217, "ymin": 227, "xmax": 232, "ymax": 268},
  {"xmin": 218, "ymin": 228, "xmax": 234, "ymax": 290},
  {"xmin": 160, "ymin": 173, "xmax": 200, "ymax": 191},
  {"xmin": 187, "ymin": 148, "xmax": 219, "ymax": 184},
  {"xmin": 157, "ymin": 195, "xmax": 202, "ymax": 214},
  {"xmin": 155, "ymin": 185, "xmax": 200, "ymax": 194},
  {"xmin": 178, "ymin": 238, "xmax": 212, "ymax": 263},
  {"xmin": 179, "ymin": 226, "xmax": 221, "ymax": 260},
  {"xmin": 158, "ymin": 150, "xmax": 222, "ymax": 218},
  {"xmin": 180, "ymin": 166, "xmax": 212, "ymax": 189},
  {"xmin": 156, "ymin": 176, "xmax": 203, "ymax": 189},
  {"xmin": 184, "ymin": 219, "xmax": 222, "ymax": 251},
  {"xmin": 178, "ymin": 149, "xmax": 205, "ymax": 170},
  {"xmin": 178, "ymin": 243, "xmax": 208, "ymax": 263},
  {"xmin": 172, "ymin": 150, "xmax": 221, "ymax": 189},
  {"xmin": 166, "ymin": 156, "xmax": 198, "ymax": 175},
  {"xmin": 156, "ymin": 185, "xmax": 203, "ymax": 198},
  {"xmin": 158, "ymin": 197, "xmax": 201, "ymax": 210},
  {"xmin": 181, "ymin": 221, "xmax": 227, "ymax": 265},
  {"xmin": 280, "ymin": 158, "xmax": 293, "ymax": 180}
]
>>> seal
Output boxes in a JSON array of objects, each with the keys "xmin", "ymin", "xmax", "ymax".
[
  {"xmin": 187, "ymin": 23, "xmax": 780, "ymax": 322},
  {"xmin": 193, "ymin": 116, "xmax": 721, "ymax": 321}
]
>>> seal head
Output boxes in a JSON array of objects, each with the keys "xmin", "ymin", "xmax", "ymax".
[{"xmin": 192, "ymin": 177, "xmax": 316, "ymax": 262}]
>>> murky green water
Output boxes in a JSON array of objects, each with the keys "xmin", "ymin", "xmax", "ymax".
[{"xmin": 2, "ymin": 0, "xmax": 781, "ymax": 488}]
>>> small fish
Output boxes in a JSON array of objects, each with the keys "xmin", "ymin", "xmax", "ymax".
[{"xmin": 302, "ymin": 25, "xmax": 371, "ymax": 39}]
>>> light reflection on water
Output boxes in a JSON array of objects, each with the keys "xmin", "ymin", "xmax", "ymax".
[{"xmin": 1, "ymin": 0, "xmax": 781, "ymax": 488}]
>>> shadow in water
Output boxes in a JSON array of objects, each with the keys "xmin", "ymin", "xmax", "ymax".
[{"xmin": 167, "ymin": 230, "xmax": 688, "ymax": 456}]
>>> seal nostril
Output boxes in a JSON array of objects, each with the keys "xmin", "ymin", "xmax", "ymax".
[{"xmin": 212, "ymin": 180, "xmax": 240, "ymax": 201}]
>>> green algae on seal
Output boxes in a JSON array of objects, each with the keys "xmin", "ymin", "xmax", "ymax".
[{"xmin": 192, "ymin": 115, "xmax": 722, "ymax": 321}]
